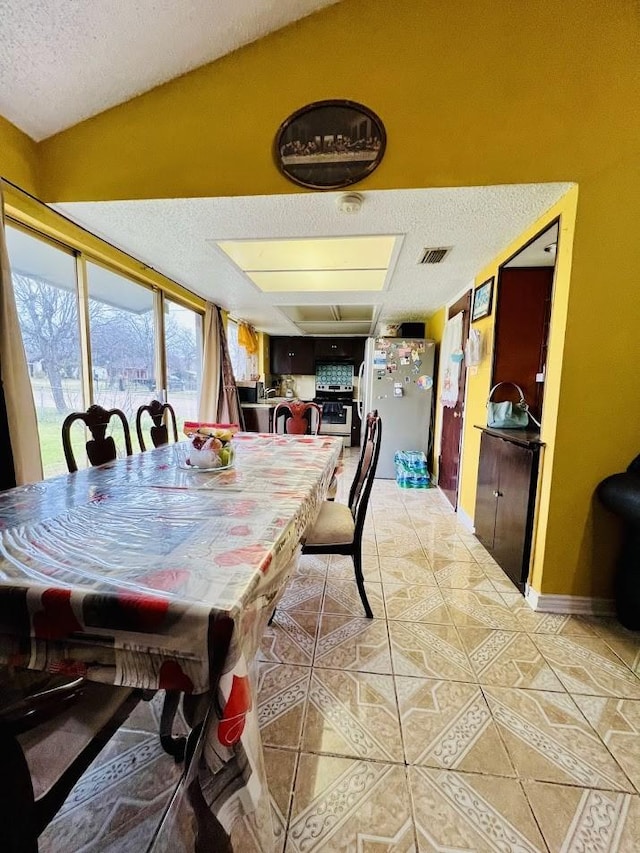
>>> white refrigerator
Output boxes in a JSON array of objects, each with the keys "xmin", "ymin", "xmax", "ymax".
[{"xmin": 357, "ymin": 337, "xmax": 436, "ymax": 479}]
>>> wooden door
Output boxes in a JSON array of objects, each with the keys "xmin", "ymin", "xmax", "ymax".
[
  {"xmin": 438, "ymin": 291, "xmax": 471, "ymax": 508},
  {"xmin": 474, "ymin": 432, "xmax": 500, "ymax": 550},
  {"xmin": 270, "ymin": 338, "xmax": 292, "ymax": 374},
  {"xmin": 289, "ymin": 338, "xmax": 314, "ymax": 374},
  {"xmin": 493, "ymin": 268, "xmax": 553, "ymax": 423},
  {"xmin": 493, "ymin": 440, "xmax": 535, "ymax": 588}
]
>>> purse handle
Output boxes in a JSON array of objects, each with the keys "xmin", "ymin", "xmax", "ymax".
[
  {"xmin": 488, "ymin": 381, "xmax": 526, "ymax": 402},
  {"xmin": 487, "ymin": 381, "xmax": 541, "ymax": 427}
]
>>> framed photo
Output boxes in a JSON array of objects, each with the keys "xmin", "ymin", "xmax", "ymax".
[
  {"xmin": 274, "ymin": 99, "xmax": 386, "ymax": 190},
  {"xmin": 472, "ymin": 277, "xmax": 494, "ymax": 322}
]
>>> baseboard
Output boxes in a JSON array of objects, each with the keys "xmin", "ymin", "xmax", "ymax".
[
  {"xmin": 525, "ymin": 586, "xmax": 615, "ymax": 616},
  {"xmin": 456, "ymin": 506, "xmax": 475, "ymax": 533}
]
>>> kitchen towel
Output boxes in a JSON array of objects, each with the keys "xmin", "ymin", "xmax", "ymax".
[{"xmin": 439, "ymin": 312, "xmax": 464, "ymax": 408}]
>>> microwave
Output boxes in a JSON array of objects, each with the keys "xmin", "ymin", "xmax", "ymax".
[{"xmin": 237, "ymin": 381, "xmax": 264, "ymax": 403}]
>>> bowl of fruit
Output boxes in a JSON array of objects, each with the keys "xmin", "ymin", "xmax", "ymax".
[{"xmin": 175, "ymin": 425, "xmax": 237, "ymax": 471}]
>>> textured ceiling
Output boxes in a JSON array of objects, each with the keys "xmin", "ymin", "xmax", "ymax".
[
  {"xmin": 55, "ymin": 184, "xmax": 573, "ymax": 335},
  {"xmin": 0, "ymin": 0, "xmax": 340, "ymax": 140}
]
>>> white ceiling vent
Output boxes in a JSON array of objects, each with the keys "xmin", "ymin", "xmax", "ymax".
[{"xmin": 418, "ymin": 246, "xmax": 451, "ymax": 264}]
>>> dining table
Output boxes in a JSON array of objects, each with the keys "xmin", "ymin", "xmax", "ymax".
[{"xmin": 0, "ymin": 431, "xmax": 343, "ymax": 852}]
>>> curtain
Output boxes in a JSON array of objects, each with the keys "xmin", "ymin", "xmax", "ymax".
[
  {"xmin": 198, "ymin": 303, "xmax": 221, "ymax": 422},
  {"xmin": 0, "ymin": 188, "xmax": 43, "ymax": 486},
  {"xmin": 198, "ymin": 303, "xmax": 245, "ymax": 429},
  {"xmin": 237, "ymin": 322, "xmax": 258, "ymax": 355}
]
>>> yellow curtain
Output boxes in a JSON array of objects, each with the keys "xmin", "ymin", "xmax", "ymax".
[{"xmin": 237, "ymin": 322, "xmax": 258, "ymax": 355}]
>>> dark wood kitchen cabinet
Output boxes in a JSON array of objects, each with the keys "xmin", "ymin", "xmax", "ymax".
[
  {"xmin": 350, "ymin": 403, "xmax": 361, "ymax": 447},
  {"xmin": 270, "ymin": 337, "xmax": 315, "ymax": 375},
  {"xmin": 474, "ymin": 428, "xmax": 543, "ymax": 590},
  {"xmin": 314, "ymin": 337, "xmax": 365, "ymax": 363}
]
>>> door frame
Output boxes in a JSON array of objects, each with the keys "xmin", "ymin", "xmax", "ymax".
[{"xmin": 437, "ymin": 285, "xmax": 472, "ymax": 510}]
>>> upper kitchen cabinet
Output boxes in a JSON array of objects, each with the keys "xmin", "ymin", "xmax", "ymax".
[
  {"xmin": 270, "ymin": 336, "xmax": 366, "ymax": 374},
  {"xmin": 270, "ymin": 337, "xmax": 315, "ymax": 375},
  {"xmin": 314, "ymin": 337, "xmax": 366, "ymax": 364}
]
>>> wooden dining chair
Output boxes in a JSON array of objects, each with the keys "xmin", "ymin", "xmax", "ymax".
[
  {"xmin": 0, "ymin": 667, "xmax": 143, "ymax": 852},
  {"xmin": 273, "ymin": 401, "xmax": 322, "ymax": 435},
  {"xmin": 62, "ymin": 404, "xmax": 133, "ymax": 473},
  {"xmin": 302, "ymin": 411, "xmax": 381, "ymax": 618},
  {"xmin": 136, "ymin": 399, "xmax": 179, "ymax": 452}
]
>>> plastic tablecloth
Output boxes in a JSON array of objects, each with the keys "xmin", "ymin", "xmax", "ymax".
[{"xmin": 0, "ymin": 433, "xmax": 343, "ymax": 851}]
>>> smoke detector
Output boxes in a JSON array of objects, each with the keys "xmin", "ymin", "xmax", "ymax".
[{"xmin": 337, "ymin": 192, "xmax": 364, "ymax": 214}]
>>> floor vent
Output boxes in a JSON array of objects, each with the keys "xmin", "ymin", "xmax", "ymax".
[{"xmin": 418, "ymin": 246, "xmax": 451, "ymax": 264}]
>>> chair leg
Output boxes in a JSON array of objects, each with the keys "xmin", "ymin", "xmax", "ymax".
[
  {"xmin": 352, "ymin": 550, "xmax": 373, "ymax": 618},
  {"xmin": 160, "ymin": 691, "xmax": 187, "ymax": 762}
]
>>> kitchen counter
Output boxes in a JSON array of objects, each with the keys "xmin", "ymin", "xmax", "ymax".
[
  {"xmin": 241, "ymin": 398, "xmax": 313, "ymax": 408},
  {"xmin": 241, "ymin": 399, "xmax": 316, "ymax": 432}
]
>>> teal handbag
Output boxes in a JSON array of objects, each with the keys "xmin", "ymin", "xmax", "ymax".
[{"xmin": 487, "ymin": 382, "xmax": 540, "ymax": 429}]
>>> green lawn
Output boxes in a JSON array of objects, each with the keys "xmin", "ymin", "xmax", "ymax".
[{"xmin": 31, "ymin": 381, "xmax": 199, "ymax": 478}]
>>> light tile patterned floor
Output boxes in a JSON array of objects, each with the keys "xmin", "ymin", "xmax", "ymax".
[{"xmin": 40, "ymin": 448, "xmax": 640, "ymax": 851}]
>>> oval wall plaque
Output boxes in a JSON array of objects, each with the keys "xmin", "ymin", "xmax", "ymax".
[{"xmin": 274, "ymin": 99, "xmax": 386, "ymax": 190}]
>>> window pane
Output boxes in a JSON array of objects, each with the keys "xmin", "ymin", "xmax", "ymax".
[
  {"xmin": 87, "ymin": 262, "xmax": 156, "ymax": 425},
  {"xmin": 165, "ymin": 300, "xmax": 202, "ymax": 432},
  {"xmin": 6, "ymin": 225, "xmax": 82, "ymax": 478}
]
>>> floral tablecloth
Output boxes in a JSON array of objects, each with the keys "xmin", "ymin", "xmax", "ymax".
[{"xmin": 0, "ymin": 433, "xmax": 343, "ymax": 851}]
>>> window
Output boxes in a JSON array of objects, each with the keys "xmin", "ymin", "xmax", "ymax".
[
  {"xmin": 6, "ymin": 217, "xmax": 205, "ymax": 478},
  {"xmin": 164, "ymin": 299, "xmax": 203, "ymax": 431},
  {"xmin": 227, "ymin": 319, "xmax": 257, "ymax": 381},
  {"xmin": 87, "ymin": 262, "xmax": 157, "ymax": 422},
  {"xmin": 6, "ymin": 225, "xmax": 83, "ymax": 478}
]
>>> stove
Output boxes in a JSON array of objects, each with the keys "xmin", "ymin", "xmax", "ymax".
[{"xmin": 314, "ymin": 363, "xmax": 354, "ymax": 443}]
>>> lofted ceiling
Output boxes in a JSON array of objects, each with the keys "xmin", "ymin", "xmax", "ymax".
[
  {"xmin": 0, "ymin": 0, "xmax": 341, "ymax": 140},
  {"xmin": 54, "ymin": 183, "xmax": 573, "ymax": 336}
]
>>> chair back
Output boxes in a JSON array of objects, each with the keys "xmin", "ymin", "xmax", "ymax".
[
  {"xmin": 273, "ymin": 401, "xmax": 322, "ymax": 435},
  {"xmin": 136, "ymin": 400, "xmax": 178, "ymax": 452},
  {"xmin": 62, "ymin": 405, "xmax": 133, "ymax": 473},
  {"xmin": 348, "ymin": 410, "xmax": 381, "ymax": 539}
]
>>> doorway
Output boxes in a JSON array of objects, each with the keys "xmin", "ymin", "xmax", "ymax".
[{"xmin": 438, "ymin": 290, "xmax": 471, "ymax": 508}]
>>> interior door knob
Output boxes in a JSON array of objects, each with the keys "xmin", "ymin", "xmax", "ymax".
[{"xmin": 453, "ymin": 412, "xmax": 461, "ymax": 418}]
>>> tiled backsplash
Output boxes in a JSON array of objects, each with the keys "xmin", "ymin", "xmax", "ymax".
[{"xmin": 315, "ymin": 363, "xmax": 354, "ymax": 385}]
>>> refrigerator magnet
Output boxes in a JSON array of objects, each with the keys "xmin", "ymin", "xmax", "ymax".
[
  {"xmin": 417, "ymin": 375, "xmax": 433, "ymax": 390},
  {"xmin": 400, "ymin": 357, "xmax": 410, "ymax": 366}
]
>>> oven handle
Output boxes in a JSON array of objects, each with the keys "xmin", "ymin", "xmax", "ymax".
[{"xmin": 356, "ymin": 360, "xmax": 365, "ymax": 419}]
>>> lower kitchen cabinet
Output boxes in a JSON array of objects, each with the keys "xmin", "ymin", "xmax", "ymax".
[
  {"xmin": 350, "ymin": 404, "xmax": 361, "ymax": 447},
  {"xmin": 241, "ymin": 405, "xmax": 272, "ymax": 433},
  {"xmin": 474, "ymin": 429, "xmax": 543, "ymax": 590}
]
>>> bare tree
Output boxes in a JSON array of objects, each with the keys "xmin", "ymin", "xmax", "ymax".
[{"xmin": 12, "ymin": 273, "xmax": 78, "ymax": 413}]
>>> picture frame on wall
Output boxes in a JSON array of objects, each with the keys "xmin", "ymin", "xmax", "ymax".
[
  {"xmin": 274, "ymin": 99, "xmax": 386, "ymax": 190},
  {"xmin": 472, "ymin": 277, "xmax": 494, "ymax": 322}
]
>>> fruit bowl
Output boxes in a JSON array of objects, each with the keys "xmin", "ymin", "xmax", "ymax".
[{"xmin": 174, "ymin": 430, "xmax": 235, "ymax": 471}]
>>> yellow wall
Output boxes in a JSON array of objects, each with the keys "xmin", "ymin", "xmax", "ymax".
[
  {"xmin": 458, "ymin": 190, "xmax": 579, "ymax": 595},
  {"xmin": 3, "ymin": 0, "xmax": 639, "ymax": 599},
  {"xmin": 0, "ymin": 116, "xmax": 40, "ymax": 196}
]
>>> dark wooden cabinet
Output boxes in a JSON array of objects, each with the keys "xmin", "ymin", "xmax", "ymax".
[
  {"xmin": 474, "ymin": 429, "xmax": 542, "ymax": 590},
  {"xmin": 241, "ymin": 405, "xmax": 272, "ymax": 433},
  {"xmin": 351, "ymin": 403, "xmax": 362, "ymax": 447},
  {"xmin": 314, "ymin": 338, "xmax": 353, "ymax": 360},
  {"xmin": 314, "ymin": 337, "xmax": 365, "ymax": 363},
  {"xmin": 270, "ymin": 337, "xmax": 315, "ymax": 375},
  {"xmin": 270, "ymin": 336, "xmax": 366, "ymax": 375}
]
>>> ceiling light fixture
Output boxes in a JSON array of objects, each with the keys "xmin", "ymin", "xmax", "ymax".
[{"xmin": 337, "ymin": 192, "xmax": 364, "ymax": 214}]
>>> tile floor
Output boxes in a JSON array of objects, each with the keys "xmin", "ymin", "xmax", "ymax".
[{"xmin": 41, "ymin": 448, "xmax": 640, "ymax": 852}]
